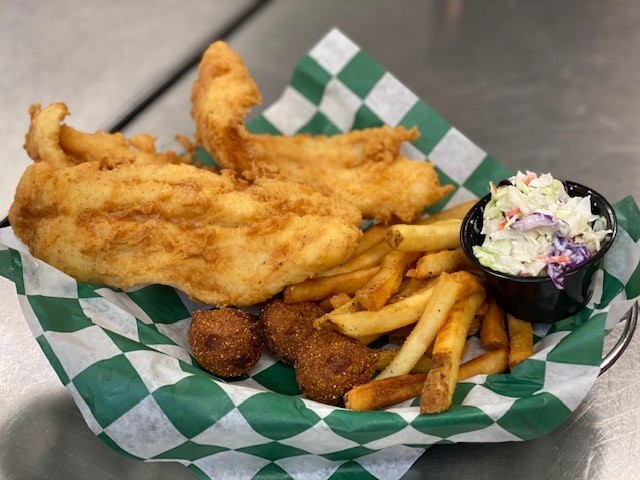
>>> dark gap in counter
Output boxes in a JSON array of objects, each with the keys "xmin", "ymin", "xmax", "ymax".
[
  {"xmin": 107, "ymin": 0, "xmax": 272, "ymax": 133},
  {"xmin": 0, "ymin": 0, "xmax": 273, "ymax": 229}
]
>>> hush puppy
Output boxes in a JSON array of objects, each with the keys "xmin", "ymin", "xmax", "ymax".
[
  {"xmin": 295, "ymin": 329, "xmax": 378, "ymax": 406},
  {"xmin": 188, "ymin": 307, "xmax": 263, "ymax": 378},
  {"xmin": 258, "ymin": 299, "xmax": 325, "ymax": 364}
]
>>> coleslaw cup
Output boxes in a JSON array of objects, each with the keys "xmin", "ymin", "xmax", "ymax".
[{"xmin": 460, "ymin": 181, "xmax": 617, "ymax": 322}]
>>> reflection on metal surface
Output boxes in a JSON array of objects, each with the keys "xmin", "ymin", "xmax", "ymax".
[
  {"xmin": 600, "ymin": 302, "xmax": 638, "ymax": 375},
  {"xmin": 107, "ymin": 0, "xmax": 271, "ymax": 133},
  {"xmin": 2, "ymin": 0, "xmax": 640, "ymax": 478},
  {"xmin": 0, "ymin": 389, "xmax": 193, "ymax": 480}
]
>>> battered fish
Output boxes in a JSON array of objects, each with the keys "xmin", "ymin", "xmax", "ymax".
[
  {"xmin": 191, "ymin": 41, "xmax": 453, "ymax": 222},
  {"xmin": 10, "ymin": 105, "xmax": 362, "ymax": 306},
  {"xmin": 25, "ymin": 103, "xmax": 183, "ymax": 169}
]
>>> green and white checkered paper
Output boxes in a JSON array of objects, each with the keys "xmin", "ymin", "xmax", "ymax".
[{"xmin": 1, "ymin": 28, "xmax": 640, "ymax": 480}]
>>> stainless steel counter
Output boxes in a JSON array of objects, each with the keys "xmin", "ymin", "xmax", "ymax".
[{"xmin": 1, "ymin": 1, "xmax": 639, "ymax": 479}]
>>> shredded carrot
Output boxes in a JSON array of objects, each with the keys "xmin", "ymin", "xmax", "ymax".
[
  {"xmin": 523, "ymin": 172, "xmax": 536, "ymax": 185},
  {"xmin": 536, "ymin": 255, "xmax": 570, "ymax": 264},
  {"xmin": 505, "ymin": 207, "xmax": 521, "ymax": 218}
]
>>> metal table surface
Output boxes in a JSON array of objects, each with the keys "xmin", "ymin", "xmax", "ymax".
[{"xmin": 1, "ymin": 1, "xmax": 639, "ymax": 479}]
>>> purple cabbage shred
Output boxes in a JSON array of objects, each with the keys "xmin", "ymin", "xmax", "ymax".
[
  {"xmin": 512, "ymin": 213, "xmax": 556, "ymax": 231},
  {"xmin": 546, "ymin": 235, "xmax": 591, "ymax": 289}
]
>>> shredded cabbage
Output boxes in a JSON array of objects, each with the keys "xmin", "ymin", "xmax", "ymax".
[{"xmin": 472, "ymin": 171, "xmax": 610, "ymax": 288}]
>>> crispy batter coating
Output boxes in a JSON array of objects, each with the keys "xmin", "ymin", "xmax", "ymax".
[
  {"xmin": 295, "ymin": 330, "xmax": 378, "ymax": 406},
  {"xmin": 190, "ymin": 42, "xmax": 260, "ymax": 174},
  {"xmin": 188, "ymin": 308, "xmax": 263, "ymax": 378},
  {"xmin": 25, "ymin": 103, "xmax": 182, "ymax": 169},
  {"xmin": 248, "ymin": 131, "xmax": 452, "ymax": 222},
  {"xmin": 259, "ymin": 298, "xmax": 325, "ymax": 364},
  {"xmin": 10, "ymin": 104, "xmax": 363, "ymax": 306},
  {"xmin": 191, "ymin": 41, "xmax": 453, "ymax": 223}
]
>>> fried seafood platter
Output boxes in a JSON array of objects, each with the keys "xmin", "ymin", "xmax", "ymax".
[
  {"xmin": 7, "ymin": 41, "xmax": 515, "ymax": 413},
  {"xmin": 191, "ymin": 41, "xmax": 452, "ymax": 223},
  {"xmin": 11, "ymin": 102, "xmax": 366, "ymax": 306}
]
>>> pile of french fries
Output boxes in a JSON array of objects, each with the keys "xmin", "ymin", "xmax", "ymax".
[{"xmin": 283, "ymin": 200, "xmax": 535, "ymax": 414}]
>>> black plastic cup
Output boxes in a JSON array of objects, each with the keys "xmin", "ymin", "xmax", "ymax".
[{"xmin": 460, "ymin": 181, "xmax": 617, "ymax": 322}]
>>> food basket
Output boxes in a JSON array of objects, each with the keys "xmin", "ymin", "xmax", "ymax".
[{"xmin": 1, "ymin": 29, "xmax": 639, "ymax": 480}]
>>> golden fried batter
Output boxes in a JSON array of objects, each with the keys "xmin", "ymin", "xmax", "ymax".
[
  {"xmin": 10, "ymin": 104, "xmax": 363, "ymax": 306},
  {"xmin": 189, "ymin": 42, "xmax": 260, "ymax": 174},
  {"xmin": 191, "ymin": 41, "xmax": 453, "ymax": 222},
  {"xmin": 189, "ymin": 308, "xmax": 263, "ymax": 378},
  {"xmin": 295, "ymin": 330, "xmax": 379, "ymax": 406},
  {"xmin": 259, "ymin": 298, "xmax": 325, "ymax": 364},
  {"xmin": 25, "ymin": 103, "xmax": 182, "ymax": 169}
]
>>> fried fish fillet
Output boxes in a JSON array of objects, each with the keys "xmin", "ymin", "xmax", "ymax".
[
  {"xmin": 191, "ymin": 41, "xmax": 453, "ymax": 223},
  {"xmin": 10, "ymin": 104, "xmax": 363, "ymax": 306},
  {"xmin": 248, "ymin": 131, "xmax": 451, "ymax": 223},
  {"xmin": 25, "ymin": 103, "xmax": 183, "ymax": 169}
]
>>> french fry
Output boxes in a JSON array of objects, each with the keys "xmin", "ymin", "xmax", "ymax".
[
  {"xmin": 346, "ymin": 344, "xmax": 504, "ymax": 412},
  {"xmin": 480, "ymin": 299, "xmax": 509, "ymax": 351},
  {"xmin": 388, "ymin": 277, "xmax": 430, "ymax": 303},
  {"xmin": 316, "ymin": 268, "xmax": 486, "ymax": 337},
  {"xmin": 344, "ymin": 373, "xmax": 427, "ymax": 411},
  {"xmin": 420, "ymin": 290, "xmax": 486, "ymax": 413},
  {"xmin": 319, "ymin": 241, "xmax": 390, "ymax": 277},
  {"xmin": 457, "ymin": 348, "xmax": 509, "ymax": 381},
  {"xmin": 475, "ymin": 299, "xmax": 489, "ymax": 318},
  {"xmin": 386, "ymin": 220, "xmax": 462, "ymax": 252},
  {"xmin": 283, "ymin": 266, "xmax": 379, "ymax": 303},
  {"xmin": 349, "ymin": 223, "xmax": 389, "ymax": 258},
  {"xmin": 356, "ymin": 251, "xmax": 421, "ymax": 310},
  {"xmin": 376, "ymin": 272, "xmax": 470, "ymax": 380},
  {"xmin": 417, "ymin": 200, "xmax": 476, "ymax": 225},
  {"xmin": 317, "ymin": 297, "xmax": 335, "ymax": 312},
  {"xmin": 356, "ymin": 333, "xmax": 384, "ymax": 345},
  {"xmin": 319, "ymin": 293, "xmax": 355, "ymax": 312},
  {"xmin": 328, "ymin": 293, "xmax": 353, "ymax": 310},
  {"xmin": 314, "ymin": 283, "xmax": 436, "ymax": 337},
  {"xmin": 446, "ymin": 270, "xmax": 484, "ymax": 298},
  {"xmin": 375, "ymin": 348, "xmax": 432, "ymax": 373},
  {"xmin": 406, "ymin": 249, "xmax": 474, "ymax": 278},
  {"xmin": 507, "ymin": 314, "xmax": 534, "ymax": 370},
  {"xmin": 344, "ymin": 349, "xmax": 506, "ymax": 411},
  {"xmin": 332, "ymin": 296, "xmax": 361, "ymax": 314},
  {"xmin": 467, "ymin": 315, "xmax": 481, "ymax": 336}
]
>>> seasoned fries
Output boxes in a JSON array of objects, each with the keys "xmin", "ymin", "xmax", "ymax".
[
  {"xmin": 388, "ymin": 277, "xmax": 428, "ymax": 303},
  {"xmin": 346, "ymin": 345, "xmax": 508, "ymax": 411},
  {"xmin": 285, "ymin": 200, "xmax": 537, "ymax": 412},
  {"xmin": 283, "ymin": 266, "xmax": 379, "ymax": 303},
  {"xmin": 319, "ymin": 241, "xmax": 390, "ymax": 277},
  {"xmin": 356, "ymin": 251, "xmax": 421, "ymax": 310},
  {"xmin": 385, "ymin": 220, "xmax": 462, "ymax": 252},
  {"xmin": 348, "ymin": 223, "xmax": 389, "ymax": 257},
  {"xmin": 345, "ymin": 373, "xmax": 427, "ymax": 411},
  {"xmin": 327, "ymin": 293, "xmax": 353, "ymax": 310},
  {"xmin": 407, "ymin": 249, "xmax": 474, "ymax": 278},
  {"xmin": 377, "ymin": 272, "xmax": 476, "ymax": 380},
  {"xmin": 458, "ymin": 348, "xmax": 509, "ymax": 381},
  {"xmin": 507, "ymin": 314, "xmax": 534, "ymax": 370},
  {"xmin": 480, "ymin": 298, "xmax": 509, "ymax": 351},
  {"xmin": 375, "ymin": 348, "xmax": 432, "ymax": 373},
  {"xmin": 420, "ymin": 290, "xmax": 486, "ymax": 413},
  {"xmin": 315, "ymin": 283, "xmax": 436, "ymax": 337}
]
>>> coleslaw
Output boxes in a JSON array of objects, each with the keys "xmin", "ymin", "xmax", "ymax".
[{"xmin": 472, "ymin": 171, "xmax": 611, "ymax": 289}]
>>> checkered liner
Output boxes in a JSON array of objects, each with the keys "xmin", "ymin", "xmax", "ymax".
[{"xmin": 2, "ymin": 29, "xmax": 640, "ymax": 480}]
